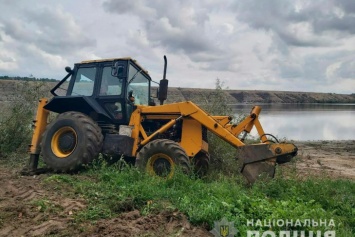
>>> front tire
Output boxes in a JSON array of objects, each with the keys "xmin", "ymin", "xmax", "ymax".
[
  {"xmin": 41, "ymin": 111, "xmax": 103, "ymax": 172},
  {"xmin": 193, "ymin": 151, "xmax": 210, "ymax": 177},
  {"xmin": 136, "ymin": 139, "xmax": 191, "ymax": 178}
]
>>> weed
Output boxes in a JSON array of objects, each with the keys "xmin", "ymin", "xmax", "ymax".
[{"xmin": 31, "ymin": 198, "xmax": 62, "ymax": 214}]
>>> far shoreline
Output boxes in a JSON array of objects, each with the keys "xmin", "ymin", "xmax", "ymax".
[{"xmin": 0, "ymin": 80, "xmax": 354, "ymax": 104}]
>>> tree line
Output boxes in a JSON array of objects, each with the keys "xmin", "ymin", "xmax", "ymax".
[{"xmin": 0, "ymin": 76, "xmax": 58, "ymax": 82}]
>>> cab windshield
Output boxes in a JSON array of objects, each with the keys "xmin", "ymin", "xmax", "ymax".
[
  {"xmin": 128, "ymin": 64, "xmax": 150, "ymax": 105},
  {"xmin": 71, "ymin": 67, "xmax": 96, "ymax": 96}
]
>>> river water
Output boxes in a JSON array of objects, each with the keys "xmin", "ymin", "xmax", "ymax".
[{"xmin": 232, "ymin": 104, "xmax": 355, "ymax": 141}]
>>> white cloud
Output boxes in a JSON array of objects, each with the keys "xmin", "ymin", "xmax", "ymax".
[{"xmin": 0, "ymin": 0, "xmax": 353, "ymax": 93}]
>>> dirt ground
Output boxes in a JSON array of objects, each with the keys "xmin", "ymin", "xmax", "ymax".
[
  {"xmin": 0, "ymin": 167, "xmax": 209, "ymax": 237},
  {"xmin": 0, "ymin": 140, "xmax": 354, "ymax": 237},
  {"xmin": 293, "ymin": 140, "xmax": 355, "ymax": 179}
]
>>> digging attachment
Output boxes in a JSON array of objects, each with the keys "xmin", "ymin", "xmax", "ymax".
[{"xmin": 238, "ymin": 143, "xmax": 298, "ymax": 183}]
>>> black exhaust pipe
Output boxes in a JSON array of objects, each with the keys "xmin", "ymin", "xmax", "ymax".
[{"xmin": 158, "ymin": 55, "xmax": 169, "ymax": 105}]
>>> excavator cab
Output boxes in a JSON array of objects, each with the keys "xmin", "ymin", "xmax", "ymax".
[{"xmin": 46, "ymin": 58, "xmax": 151, "ymax": 126}]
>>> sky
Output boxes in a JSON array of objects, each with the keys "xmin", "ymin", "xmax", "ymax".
[{"xmin": 0, "ymin": 0, "xmax": 354, "ymax": 94}]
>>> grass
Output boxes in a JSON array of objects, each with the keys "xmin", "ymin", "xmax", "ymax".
[{"xmin": 43, "ymin": 161, "xmax": 355, "ymax": 236}]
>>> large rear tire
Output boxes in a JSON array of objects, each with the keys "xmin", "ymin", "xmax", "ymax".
[
  {"xmin": 41, "ymin": 111, "xmax": 103, "ymax": 172},
  {"xmin": 136, "ymin": 139, "xmax": 191, "ymax": 178}
]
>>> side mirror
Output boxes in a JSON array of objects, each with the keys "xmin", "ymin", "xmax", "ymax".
[
  {"xmin": 65, "ymin": 66, "xmax": 73, "ymax": 74},
  {"xmin": 111, "ymin": 61, "xmax": 126, "ymax": 79}
]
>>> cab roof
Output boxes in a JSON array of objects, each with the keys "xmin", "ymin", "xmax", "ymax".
[{"xmin": 80, "ymin": 57, "xmax": 149, "ymax": 75}]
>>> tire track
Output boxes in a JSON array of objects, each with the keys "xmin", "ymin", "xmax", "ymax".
[{"xmin": 0, "ymin": 169, "xmax": 85, "ymax": 237}]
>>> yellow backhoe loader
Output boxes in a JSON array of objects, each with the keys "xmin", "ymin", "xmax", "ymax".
[{"xmin": 24, "ymin": 56, "xmax": 297, "ymax": 183}]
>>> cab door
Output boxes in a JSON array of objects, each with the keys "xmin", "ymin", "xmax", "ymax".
[{"xmin": 95, "ymin": 62, "xmax": 128, "ymax": 124}]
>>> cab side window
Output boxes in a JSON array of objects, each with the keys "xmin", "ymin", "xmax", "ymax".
[
  {"xmin": 71, "ymin": 67, "xmax": 96, "ymax": 96},
  {"xmin": 127, "ymin": 64, "xmax": 149, "ymax": 105},
  {"xmin": 100, "ymin": 66, "xmax": 123, "ymax": 96}
]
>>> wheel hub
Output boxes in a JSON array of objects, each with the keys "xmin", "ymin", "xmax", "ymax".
[
  {"xmin": 51, "ymin": 126, "xmax": 77, "ymax": 158},
  {"xmin": 153, "ymin": 157, "xmax": 172, "ymax": 177},
  {"xmin": 58, "ymin": 131, "xmax": 76, "ymax": 153},
  {"xmin": 147, "ymin": 153, "xmax": 174, "ymax": 178}
]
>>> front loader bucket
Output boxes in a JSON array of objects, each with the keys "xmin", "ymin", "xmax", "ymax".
[
  {"xmin": 238, "ymin": 143, "xmax": 298, "ymax": 183},
  {"xmin": 242, "ymin": 160, "xmax": 276, "ymax": 184}
]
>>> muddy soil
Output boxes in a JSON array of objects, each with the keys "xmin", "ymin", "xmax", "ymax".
[
  {"xmin": 0, "ymin": 140, "xmax": 354, "ymax": 237},
  {"xmin": 0, "ymin": 168, "xmax": 211, "ymax": 237}
]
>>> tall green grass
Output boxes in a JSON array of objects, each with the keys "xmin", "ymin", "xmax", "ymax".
[{"xmin": 44, "ymin": 162, "xmax": 355, "ymax": 236}]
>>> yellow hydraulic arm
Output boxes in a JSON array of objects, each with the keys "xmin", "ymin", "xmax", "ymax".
[
  {"xmin": 130, "ymin": 101, "xmax": 245, "ymax": 154},
  {"xmin": 130, "ymin": 101, "xmax": 268, "ymax": 152},
  {"xmin": 129, "ymin": 101, "xmax": 298, "ymax": 183}
]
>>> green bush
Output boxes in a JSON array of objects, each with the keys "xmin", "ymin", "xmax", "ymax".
[
  {"xmin": 0, "ymin": 81, "xmax": 49, "ymax": 159},
  {"xmin": 194, "ymin": 79, "xmax": 246, "ymax": 175}
]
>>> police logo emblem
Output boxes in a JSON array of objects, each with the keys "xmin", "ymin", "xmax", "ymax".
[{"xmin": 210, "ymin": 217, "xmax": 238, "ymax": 237}]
